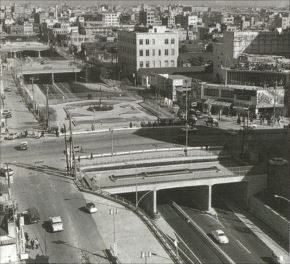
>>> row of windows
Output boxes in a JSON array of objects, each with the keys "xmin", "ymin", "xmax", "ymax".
[
  {"xmin": 204, "ymin": 88, "xmax": 219, "ymax": 97},
  {"xmin": 139, "ymin": 60, "xmax": 175, "ymax": 68},
  {"xmin": 139, "ymin": 38, "xmax": 175, "ymax": 45},
  {"xmin": 139, "ymin": 49, "xmax": 175, "ymax": 56}
]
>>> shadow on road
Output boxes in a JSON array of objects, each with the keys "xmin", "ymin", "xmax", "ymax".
[
  {"xmin": 12, "ymin": 162, "xmax": 72, "ymax": 179},
  {"xmin": 52, "ymin": 240, "xmax": 109, "ymax": 260}
]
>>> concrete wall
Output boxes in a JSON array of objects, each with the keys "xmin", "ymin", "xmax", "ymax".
[{"xmin": 248, "ymin": 196, "xmax": 289, "ymax": 241}]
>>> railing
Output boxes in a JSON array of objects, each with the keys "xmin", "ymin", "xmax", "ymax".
[{"xmin": 75, "ymin": 174, "xmax": 183, "ymax": 264}]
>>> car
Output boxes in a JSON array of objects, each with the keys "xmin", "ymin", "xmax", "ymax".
[
  {"xmin": 49, "ymin": 216, "xmax": 64, "ymax": 232},
  {"xmin": 19, "ymin": 141, "xmax": 28, "ymax": 150},
  {"xmin": 85, "ymin": 202, "xmax": 98, "ymax": 214},
  {"xmin": 26, "ymin": 207, "xmax": 40, "ymax": 224},
  {"xmin": 211, "ymin": 230, "xmax": 229, "ymax": 244},
  {"xmin": 272, "ymin": 252, "xmax": 285, "ymax": 264},
  {"xmin": 4, "ymin": 133, "xmax": 18, "ymax": 140},
  {"xmin": 2, "ymin": 109, "xmax": 12, "ymax": 118},
  {"xmin": 0, "ymin": 166, "xmax": 14, "ymax": 177},
  {"xmin": 205, "ymin": 117, "xmax": 219, "ymax": 127},
  {"xmin": 4, "ymin": 88, "xmax": 11, "ymax": 92}
]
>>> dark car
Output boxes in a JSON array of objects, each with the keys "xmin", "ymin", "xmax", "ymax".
[{"xmin": 26, "ymin": 207, "xmax": 40, "ymax": 224}]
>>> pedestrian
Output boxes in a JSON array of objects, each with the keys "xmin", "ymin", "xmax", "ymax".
[
  {"xmin": 34, "ymin": 238, "xmax": 39, "ymax": 249},
  {"xmin": 30, "ymin": 239, "xmax": 34, "ymax": 249}
]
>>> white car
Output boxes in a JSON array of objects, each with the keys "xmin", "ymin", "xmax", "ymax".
[
  {"xmin": 49, "ymin": 216, "xmax": 64, "ymax": 232},
  {"xmin": 211, "ymin": 230, "xmax": 229, "ymax": 244},
  {"xmin": 272, "ymin": 252, "xmax": 285, "ymax": 264},
  {"xmin": 85, "ymin": 202, "xmax": 98, "ymax": 214}
]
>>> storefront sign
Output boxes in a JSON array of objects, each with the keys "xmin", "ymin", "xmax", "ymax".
[{"xmin": 256, "ymin": 88, "xmax": 284, "ymax": 108}]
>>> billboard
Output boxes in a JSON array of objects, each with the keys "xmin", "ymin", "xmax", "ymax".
[{"xmin": 256, "ymin": 88, "xmax": 284, "ymax": 108}]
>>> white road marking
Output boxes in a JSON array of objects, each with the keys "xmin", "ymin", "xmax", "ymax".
[
  {"xmin": 174, "ymin": 232, "xmax": 203, "ymax": 264},
  {"xmin": 236, "ymin": 239, "xmax": 252, "ymax": 254}
]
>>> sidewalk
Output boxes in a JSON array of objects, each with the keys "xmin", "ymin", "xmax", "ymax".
[
  {"xmin": 2, "ymin": 71, "xmax": 41, "ymax": 133},
  {"xmin": 80, "ymin": 192, "xmax": 174, "ymax": 264}
]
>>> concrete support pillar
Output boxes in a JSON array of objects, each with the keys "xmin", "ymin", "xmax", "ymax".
[
  {"xmin": 140, "ymin": 190, "xmax": 159, "ymax": 219},
  {"xmin": 38, "ymin": 51, "xmax": 41, "ymax": 58},
  {"xmin": 51, "ymin": 73, "xmax": 54, "ymax": 84},
  {"xmin": 206, "ymin": 185, "xmax": 212, "ymax": 213},
  {"xmin": 152, "ymin": 190, "xmax": 157, "ymax": 215}
]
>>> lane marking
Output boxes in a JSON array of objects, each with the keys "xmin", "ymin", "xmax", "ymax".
[
  {"xmin": 174, "ymin": 232, "xmax": 203, "ymax": 264},
  {"xmin": 236, "ymin": 239, "xmax": 252, "ymax": 254}
]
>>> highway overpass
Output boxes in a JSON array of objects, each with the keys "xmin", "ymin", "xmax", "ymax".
[{"xmin": 80, "ymin": 158, "xmax": 267, "ymax": 216}]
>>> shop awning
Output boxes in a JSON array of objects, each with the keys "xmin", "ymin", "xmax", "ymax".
[{"xmin": 204, "ymin": 98, "xmax": 232, "ymax": 107}]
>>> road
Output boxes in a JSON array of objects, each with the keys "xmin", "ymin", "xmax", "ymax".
[
  {"xmin": 181, "ymin": 205, "xmax": 273, "ymax": 264},
  {"xmin": 158, "ymin": 204, "xmax": 224, "ymax": 264}
]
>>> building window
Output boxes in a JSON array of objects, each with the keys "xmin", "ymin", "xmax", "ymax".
[
  {"xmin": 146, "ymin": 39, "xmax": 149, "ymax": 45},
  {"xmin": 171, "ymin": 49, "xmax": 175, "ymax": 55},
  {"xmin": 171, "ymin": 60, "xmax": 175, "ymax": 67},
  {"xmin": 165, "ymin": 38, "xmax": 169, "ymax": 44},
  {"xmin": 221, "ymin": 90, "xmax": 234, "ymax": 98},
  {"xmin": 139, "ymin": 50, "xmax": 143, "ymax": 56},
  {"xmin": 139, "ymin": 39, "xmax": 143, "ymax": 45},
  {"xmin": 171, "ymin": 38, "xmax": 175, "ymax": 44},
  {"xmin": 165, "ymin": 49, "xmax": 169, "ymax": 56},
  {"xmin": 152, "ymin": 49, "xmax": 155, "ymax": 56},
  {"xmin": 152, "ymin": 39, "xmax": 155, "ymax": 44},
  {"xmin": 165, "ymin": 60, "xmax": 169, "ymax": 67},
  {"xmin": 158, "ymin": 49, "xmax": 161, "ymax": 56},
  {"xmin": 146, "ymin": 49, "xmax": 150, "ymax": 56},
  {"xmin": 140, "ymin": 61, "xmax": 144, "ymax": 68},
  {"xmin": 204, "ymin": 88, "xmax": 219, "ymax": 97},
  {"xmin": 146, "ymin": 61, "xmax": 150, "ymax": 68},
  {"xmin": 152, "ymin": 61, "xmax": 155, "ymax": 67}
]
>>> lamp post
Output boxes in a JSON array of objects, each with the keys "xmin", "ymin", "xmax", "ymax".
[
  {"xmin": 274, "ymin": 195, "xmax": 290, "ymax": 203},
  {"xmin": 109, "ymin": 128, "xmax": 114, "ymax": 156},
  {"xmin": 184, "ymin": 80, "xmax": 188, "ymax": 157},
  {"xmin": 141, "ymin": 251, "xmax": 152, "ymax": 264},
  {"xmin": 109, "ymin": 208, "xmax": 118, "ymax": 256}
]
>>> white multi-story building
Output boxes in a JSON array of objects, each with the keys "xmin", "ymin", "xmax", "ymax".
[
  {"xmin": 118, "ymin": 26, "xmax": 179, "ymax": 77},
  {"xmin": 102, "ymin": 12, "xmax": 120, "ymax": 27}
]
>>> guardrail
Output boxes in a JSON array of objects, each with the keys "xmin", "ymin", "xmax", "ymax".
[
  {"xmin": 75, "ymin": 175, "xmax": 183, "ymax": 264},
  {"xmin": 78, "ymin": 146, "xmax": 223, "ymax": 160},
  {"xmin": 172, "ymin": 202, "xmax": 235, "ymax": 264}
]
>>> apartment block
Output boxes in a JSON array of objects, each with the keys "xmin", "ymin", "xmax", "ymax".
[{"xmin": 118, "ymin": 26, "xmax": 179, "ymax": 77}]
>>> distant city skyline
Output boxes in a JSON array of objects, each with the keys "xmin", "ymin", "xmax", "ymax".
[{"xmin": 1, "ymin": 0, "xmax": 290, "ymax": 8}]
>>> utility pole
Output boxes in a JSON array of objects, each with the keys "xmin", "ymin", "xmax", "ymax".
[{"xmin": 63, "ymin": 124, "xmax": 69, "ymax": 173}]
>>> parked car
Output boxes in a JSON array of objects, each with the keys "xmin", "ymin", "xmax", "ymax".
[
  {"xmin": 49, "ymin": 216, "xmax": 64, "ymax": 232},
  {"xmin": 205, "ymin": 117, "xmax": 219, "ymax": 127},
  {"xmin": 4, "ymin": 88, "xmax": 11, "ymax": 92},
  {"xmin": 211, "ymin": 230, "xmax": 229, "ymax": 244},
  {"xmin": 85, "ymin": 202, "xmax": 98, "ymax": 214},
  {"xmin": 0, "ymin": 166, "xmax": 14, "ymax": 177},
  {"xmin": 2, "ymin": 109, "xmax": 12, "ymax": 118},
  {"xmin": 4, "ymin": 133, "xmax": 18, "ymax": 140},
  {"xmin": 26, "ymin": 207, "xmax": 40, "ymax": 224}
]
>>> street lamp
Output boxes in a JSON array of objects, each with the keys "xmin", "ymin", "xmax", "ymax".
[
  {"xmin": 141, "ymin": 251, "xmax": 152, "ymax": 264},
  {"xmin": 109, "ymin": 128, "xmax": 114, "ymax": 156},
  {"xmin": 274, "ymin": 195, "xmax": 290, "ymax": 203},
  {"xmin": 184, "ymin": 79, "xmax": 188, "ymax": 157},
  {"xmin": 109, "ymin": 208, "xmax": 118, "ymax": 256}
]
